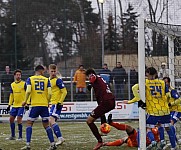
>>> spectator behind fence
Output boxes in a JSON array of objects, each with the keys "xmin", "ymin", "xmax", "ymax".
[
  {"xmin": 73, "ymin": 65, "xmax": 87, "ymax": 101},
  {"xmin": 0, "ymin": 66, "xmax": 14, "ymax": 103},
  {"xmin": 98, "ymin": 63, "xmax": 113, "ymax": 88},
  {"xmin": 158, "ymin": 62, "xmax": 169, "ymax": 79},
  {"xmin": 129, "ymin": 66, "xmax": 138, "ymax": 99},
  {"xmin": 112, "ymin": 62, "xmax": 127, "ymax": 100}
]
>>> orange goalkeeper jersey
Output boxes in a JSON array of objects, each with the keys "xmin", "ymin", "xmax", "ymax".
[
  {"xmin": 127, "ymin": 128, "xmax": 159, "ymax": 147},
  {"xmin": 127, "ymin": 129, "xmax": 138, "ymax": 147}
]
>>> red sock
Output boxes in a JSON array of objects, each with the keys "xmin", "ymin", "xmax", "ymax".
[
  {"xmin": 106, "ymin": 139, "xmax": 124, "ymax": 146},
  {"xmin": 110, "ymin": 122, "xmax": 127, "ymax": 130},
  {"xmin": 88, "ymin": 123, "xmax": 102, "ymax": 142}
]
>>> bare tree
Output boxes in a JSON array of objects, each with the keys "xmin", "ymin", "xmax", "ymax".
[
  {"xmin": 146, "ymin": 0, "xmax": 168, "ymax": 54},
  {"xmin": 118, "ymin": 0, "xmax": 124, "ymax": 48},
  {"xmin": 76, "ymin": 0, "xmax": 87, "ymax": 37},
  {"xmin": 147, "ymin": 0, "xmax": 167, "ymax": 22},
  {"xmin": 96, "ymin": 0, "xmax": 101, "ymax": 16}
]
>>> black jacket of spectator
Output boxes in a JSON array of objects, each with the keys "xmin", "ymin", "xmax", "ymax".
[
  {"xmin": 1, "ymin": 72, "xmax": 14, "ymax": 87},
  {"xmin": 130, "ymin": 69, "xmax": 138, "ymax": 85},
  {"xmin": 112, "ymin": 66, "xmax": 127, "ymax": 84}
]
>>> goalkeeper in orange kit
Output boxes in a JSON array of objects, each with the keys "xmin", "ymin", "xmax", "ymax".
[{"xmin": 103, "ymin": 114, "xmax": 160, "ymax": 148}]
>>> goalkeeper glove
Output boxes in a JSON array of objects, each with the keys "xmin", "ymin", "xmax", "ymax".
[
  {"xmin": 6, "ymin": 105, "xmax": 10, "ymax": 112},
  {"xmin": 87, "ymin": 84, "xmax": 92, "ymax": 91},
  {"xmin": 56, "ymin": 103, "xmax": 62, "ymax": 110},
  {"xmin": 138, "ymin": 100, "xmax": 146, "ymax": 109}
]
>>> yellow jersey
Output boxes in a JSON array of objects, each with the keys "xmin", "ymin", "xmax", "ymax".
[
  {"xmin": 145, "ymin": 79, "xmax": 170, "ymax": 116},
  {"xmin": 8, "ymin": 80, "xmax": 26, "ymax": 107},
  {"xmin": 128, "ymin": 84, "xmax": 140, "ymax": 104},
  {"xmin": 166, "ymin": 87, "xmax": 181, "ymax": 112},
  {"xmin": 26, "ymin": 75, "xmax": 51, "ymax": 106},
  {"xmin": 50, "ymin": 77, "xmax": 67, "ymax": 105}
]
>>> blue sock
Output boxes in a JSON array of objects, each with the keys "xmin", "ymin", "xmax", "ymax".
[
  {"xmin": 26, "ymin": 126, "xmax": 32, "ymax": 143},
  {"xmin": 170, "ymin": 125, "xmax": 177, "ymax": 142},
  {"xmin": 52, "ymin": 123, "xmax": 62, "ymax": 138},
  {"xmin": 147, "ymin": 131, "xmax": 155, "ymax": 142},
  {"xmin": 46, "ymin": 126, "xmax": 54, "ymax": 143},
  {"xmin": 10, "ymin": 122, "xmax": 15, "ymax": 137},
  {"xmin": 137, "ymin": 129, "xmax": 140, "ymax": 147},
  {"xmin": 18, "ymin": 124, "xmax": 23, "ymax": 138},
  {"xmin": 158, "ymin": 126, "xmax": 164, "ymax": 141},
  {"xmin": 167, "ymin": 127, "xmax": 176, "ymax": 148}
]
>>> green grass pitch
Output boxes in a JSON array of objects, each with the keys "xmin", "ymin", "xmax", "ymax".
[{"xmin": 0, "ymin": 121, "xmax": 138, "ymax": 150}]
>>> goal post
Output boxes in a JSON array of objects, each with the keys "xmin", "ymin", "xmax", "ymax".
[
  {"xmin": 138, "ymin": 17, "xmax": 181, "ymax": 149},
  {"xmin": 138, "ymin": 17, "xmax": 146, "ymax": 150},
  {"xmin": 168, "ymin": 37, "xmax": 175, "ymax": 87},
  {"xmin": 144, "ymin": 21, "xmax": 181, "ymax": 86}
]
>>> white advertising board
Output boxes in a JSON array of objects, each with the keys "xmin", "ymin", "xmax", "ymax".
[{"xmin": 0, "ymin": 101, "xmax": 139, "ymax": 121}]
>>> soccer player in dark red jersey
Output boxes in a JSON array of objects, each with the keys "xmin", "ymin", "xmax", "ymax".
[{"xmin": 85, "ymin": 68, "xmax": 115, "ymax": 150}]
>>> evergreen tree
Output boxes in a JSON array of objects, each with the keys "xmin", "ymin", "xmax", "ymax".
[
  {"xmin": 0, "ymin": 1, "xmax": 26, "ymax": 70},
  {"xmin": 0, "ymin": 0, "xmax": 100, "ymax": 69},
  {"xmin": 122, "ymin": 3, "xmax": 138, "ymax": 53},
  {"xmin": 151, "ymin": 34, "xmax": 168, "ymax": 56},
  {"xmin": 104, "ymin": 12, "xmax": 121, "ymax": 53}
]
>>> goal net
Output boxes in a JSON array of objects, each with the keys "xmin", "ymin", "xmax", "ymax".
[{"xmin": 138, "ymin": 18, "xmax": 181, "ymax": 150}]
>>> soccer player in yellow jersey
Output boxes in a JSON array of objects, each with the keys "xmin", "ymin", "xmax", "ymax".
[
  {"xmin": 21, "ymin": 65, "xmax": 56, "ymax": 150},
  {"xmin": 161, "ymin": 77, "xmax": 181, "ymax": 147},
  {"xmin": 163, "ymin": 77, "xmax": 181, "ymax": 125},
  {"xmin": 6, "ymin": 69, "xmax": 26, "ymax": 140},
  {"xmin": 48, "ymin": 64, "xmax": 67, "ymax": 146},
  {"xmin": 124, "ymin": 67, "xmax": 176, "ymax": 150},
  {"xmin": 145, "ymin": 67, "xmax": 176, "ymax": 150}
]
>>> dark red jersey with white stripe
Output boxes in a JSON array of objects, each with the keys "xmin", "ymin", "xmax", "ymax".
[{"xmin": 89, "ymin": 74, "xmax": 115, "ymax": 103}]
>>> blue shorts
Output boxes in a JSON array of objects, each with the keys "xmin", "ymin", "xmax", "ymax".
[
  {"xmin": 146, "ymin": 114, "xmax": 171, "ymax": 128},
  {"xmin": 49, "ymin": 104, "xmax": 63, "ymax": 119},
  {"xmin": 170, "ymin": 111, "xmax": 181, "ymax": 124},
  {"xmin": 28, "ymin": 106, "xmax": 49, "ymax": 122},
  {"xmin": 10, "ymin": 107, "xmax": 25, "ymax": 117}
]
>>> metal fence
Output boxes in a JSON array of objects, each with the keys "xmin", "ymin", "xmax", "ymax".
[{"xmin": 0, "ymin": 68, "xmax": 138, "ymax": 103}]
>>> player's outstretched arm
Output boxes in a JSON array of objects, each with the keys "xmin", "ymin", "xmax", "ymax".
[
  {"xmin": 123, "ymin": 84, "xmax": 146, "ymax": 109},
  {"xmin": 123, "ymin": 97, "xmax": 140, "ymax": 104},
  {"xmin": 123, "ymin": 98, "xmax": 146, "ymax": 109},
  {"xmin": 132, "ymin": 84, "xmax": 140, "ymax": 99},
  {"xmin": 123, "ymin": 84, "xmax": 140, "ymax": 104}
]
